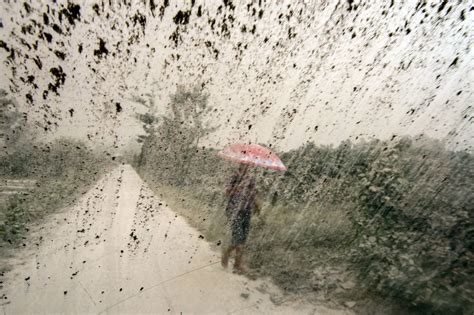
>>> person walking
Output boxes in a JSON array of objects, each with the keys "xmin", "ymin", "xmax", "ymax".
[
  {"xmin": 221, "ymin": 164, "xmax": 261, "ymax": 273},
  {"xmin": 217, "ymin": 143, "xmax": 287, "ymax": 273}
]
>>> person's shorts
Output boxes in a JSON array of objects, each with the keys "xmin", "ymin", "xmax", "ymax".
[{"xmin": 230, "ymin": 212, "xmax": 251, "ymax": 245}]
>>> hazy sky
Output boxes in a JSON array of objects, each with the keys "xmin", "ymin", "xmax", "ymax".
[{"xmin": 0, "ymin": 0, "xmax": 472, "ymax": 153}]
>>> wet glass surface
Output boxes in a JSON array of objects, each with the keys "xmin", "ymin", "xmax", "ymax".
[{"xmin": 0, "ymin": 1, "xmax": 472, "ymax": 314}]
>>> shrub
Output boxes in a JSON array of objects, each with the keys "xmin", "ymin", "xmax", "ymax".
[{"xmin": 350, "ymin": 142, "xmax": 474, "ymax": 314}]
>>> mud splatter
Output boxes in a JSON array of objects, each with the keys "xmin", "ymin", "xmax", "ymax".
[{"xmin": 94, "ymin": 38, "xmax": 109, "ymax": 59}]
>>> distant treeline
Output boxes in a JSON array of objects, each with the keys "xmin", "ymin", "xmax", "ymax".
[{"xmin": 0, "ymin": 139, "xmax": 104, "ymax": 178}]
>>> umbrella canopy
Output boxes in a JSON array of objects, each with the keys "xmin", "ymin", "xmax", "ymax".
[{"xmin": 217, "ymin": 143, "xmax": 287, "ymax": 171}]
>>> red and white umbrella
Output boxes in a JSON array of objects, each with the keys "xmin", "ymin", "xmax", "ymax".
[{"xmin": 217, "ymin": 143, "xmax": 287, "ymax": 171}]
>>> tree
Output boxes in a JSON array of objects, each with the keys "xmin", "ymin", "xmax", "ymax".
[
  {"xmin": 0, "ymin": 89, "xmax": 25, "ymax": 153},
  {"xmin": 137, "ymin": 85, "xmax": 217, "ymax": 185}
]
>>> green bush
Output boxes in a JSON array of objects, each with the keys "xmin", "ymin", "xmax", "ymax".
[{"xmin": 350, "ymin": 142, "xmax": 474, "ymax": 314}]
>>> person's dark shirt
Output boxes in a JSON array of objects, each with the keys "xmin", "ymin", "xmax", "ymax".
[{"xmin": 225, "ymin": 172, "xmax": 257, "ymax": 218}]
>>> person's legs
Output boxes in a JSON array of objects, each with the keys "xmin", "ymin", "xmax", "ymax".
[
  {"xmin": 223, "ymin": 213, "xmax": 242, "ymax": 266},
  {"xmin": 222, "ymin": 216, "xmax": 238, "ymax": 268},
  {"xmin": 233, "ymin": 214, "xmax": 250, "ymax": 273},
  {"xmin": 221, "ymin": 245, "xmax": 235, "ymax": 268},
  {"xmin": 224, "ymin": 212, "xmax": 250, "ymax": 271},
  {"xmin": 233, "ymin": 244, "xmax": 246, "ymax": 272}
]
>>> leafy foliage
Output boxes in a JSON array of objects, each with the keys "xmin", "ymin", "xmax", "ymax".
[
  {"xmin": 137, "ymin": 101, "xmax": 473, "ymax": 313},
  {"xmin": 137, "ymin": 85, "xmax": 218, "ymax": 186},
  {"xmin": 350, "ymin": 140, "xmax": 473, "ymax": 314},
  {"xmin": 0, "ymin": 89, "xmax": 26, "ymax": 151}
]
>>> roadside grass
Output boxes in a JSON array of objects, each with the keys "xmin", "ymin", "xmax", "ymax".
[
  {"xmin": 0, "ymin": 140, "xmax": 112, "ymax": 276},
  {"xmin": 138, "ymin": 174, "xmax": 419, "ymax": 314},
  {"xmin": 245, "ymin": 201, "xmax": 354, "ymax": 288},
  {"xmin": 139, "ymin": 175, "xmax": 228, "ymax": 245},
  {"xmin": 0, "ymin": 163, "xmax": 110, "ymax": 248},
  {"xmin": 138, "ymin": 170, "xmax": 359, "ymax": 300},
  {"xmin": 134, "ymin": 136, "xmax": 474, "ymax": 313}
]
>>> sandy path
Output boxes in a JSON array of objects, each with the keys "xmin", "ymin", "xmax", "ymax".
[{"xmin": 0, "ymin": 165, "xmax": 351, "ymax": 314}]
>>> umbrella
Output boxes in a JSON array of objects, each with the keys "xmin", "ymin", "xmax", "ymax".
[{"xmin": 217, "ymin": 143, "xmax": 287, "ymax": 171}]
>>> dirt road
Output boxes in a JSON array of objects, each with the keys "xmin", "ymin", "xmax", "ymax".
[{"xmin": 0, "ymin": 165, "xmax": 351, "ymax": 314}]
